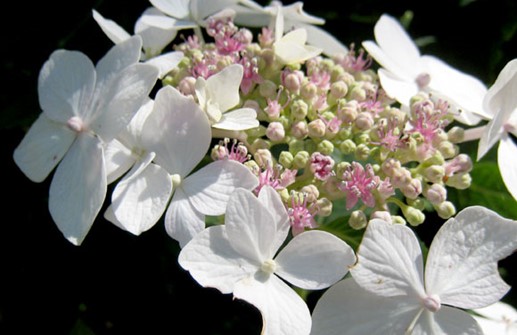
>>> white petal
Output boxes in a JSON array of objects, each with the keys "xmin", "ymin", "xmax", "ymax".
[
  {"xmin": 498, "ymin": 135, "xmax": 517, "ymax": 202},
  {"xmin": 38, "ymin": 50, "xmax": 96, "ymax": 123},
  {"xmin": 145, "ymin": 51, "xmax": 184, "ymax": 79},
  {"xmin": 295, "ymin": 23, "xmax": 348, "ymax": 57},
  {"xmin": 164, "ymin": 188, "xmax": 205, "ymax": 248},
  {"xmin": 275, "ymin": 230, "xmax": 356, "ymax": 290},
  {"xmin": 182, "ymin": 159, "xmax": 258, "ymax": 216},
  {"xmin": 477, "ymin": 99, "xmax": 508, "ymax": 160},
  {"xmin": 110, "ymin": 154, "xmax": 173, "ymax": 235},
  {"xmin": 103, "ymin": 138, "xmax": 136, "ymax": 184},
  {"xmin": 282, "ymin": 2, "xmax": 325, "ymax": 25},
  {"xmin": 212, "ymin": 108, "xmax": 259, "ymax": 131},
  {"xmin": 484, "ymin": 58, "xmax": 517, "ymax": 120},
  {"xmin": 421, "ymin": 55, "xmax": 486, "ymax": 125},
  {"xmin": 273, "ymin": 28, "xmax": 322, "ymax": 65},
  {"xmin": 149, "ymin": 0, "xmax": 190, "ymax": 19},
  {"xmin": 94, "ymin": 35, "xmax": 143, "ymax": 94},
  {"xmin": 92, "ymin": 9, "xmax": 132, "ymax": 45},
  {"xmin": 257, "ymin": 185, "xmax": 290, "ymax": 253},
  {"xmin": 377, "ymin": 68, "xmax": 418, "ymax": 106},
  {"xmin": 204, "ymin": 64, "xmax": 244, "ymax": 113},
  {"xmin": 142, "ymin": 86, "xmax": 210, "ymax": 177},
  {"xmin": 350, "ymin": 219, "xmax": 426, "ymax": 299},
  {"xmin": 90, "ymin": 63, "xmax": 159, "ymax": 142},
  {"xmin": 233, "ymin": 274, "xmax": 312, "ymax": 335},
  {"xmin": 136, "ymin": 8, "xmax": 179, "ymax": 58},
  {"xmin": 412, "ymin": 306, "xmax": 483, "ymax": 335},
  {"xmin": 425, "ymin": 205, "xmax": 517, "ymax": 309},
  {"xmin": 140, "ymin": 13, "xmax": 196, "ymax": 30},
  {"xmin": 473, "ymin": 301, "xmax": 517, "ymax": 335},
  {"xmin": 178, "ymin": 225, "xmax": 257, "ymax": 294},
  {"xmin": 225, "ymin": 188, "xmax": 279, "ymax": 262},
  {"xmin": 48, "ymin": 133, "xmax": 106, "ymax": 245},
  {"xmin": 311, "ymin": 278, "xmax": 421, "ymax": 335},
  {"xmin": 13, "ymin": 113, "xmax": 76, "ymax": 182},
  {"xmin": 369, "ymin": 14, "xmax": 421, "ymax": 78}
]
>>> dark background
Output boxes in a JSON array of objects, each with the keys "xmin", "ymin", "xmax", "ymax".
[{"xmin": 2, "ymin": 0, "xmax": 517, "ymax": 334}]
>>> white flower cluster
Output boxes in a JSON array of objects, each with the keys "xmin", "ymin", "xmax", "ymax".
[{"xmin": 13, "ymin": 1, "xmax": 517, "ymax": 334}]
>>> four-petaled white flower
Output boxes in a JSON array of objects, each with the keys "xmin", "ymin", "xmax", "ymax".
[
  {"xmin": 179, "ymin": 186, "xmax": 356, "ymax": 335},
  {"xmin": 477, "ymin": 58, "xmax": 517, "ymax": 202},
  {"xmin": 473, "ymin": 301, "xmax": 517, "ymax": 335},
  {"xmin": 13, "ymin": 36, "xmax": 159, "ymax": 245},
  {"xmin": 311, "ymin": 206, "xmax": 517, "ymax": 335},
  {"xmin": 273, "ymin": 27, "xmax": 322, "ymax": 66},
  {"xmin": 103, "ymin": 85, "xmax": 258, "ymax": 245},
  {"xmin": 362, "ymin": 14, "xmax": 487, "ymax": 126},
  {"xmin": 195, "ymin": 64, "xmax": 259, "ymax": 131},
  {"xmin": 92, "ymin": 8, "xmax": 185, "ymax": 78}
]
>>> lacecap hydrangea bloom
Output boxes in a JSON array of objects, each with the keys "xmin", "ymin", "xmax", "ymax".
[{"xmin": 13, "ymin": 0, "xmax": 517, "ymax": 334}]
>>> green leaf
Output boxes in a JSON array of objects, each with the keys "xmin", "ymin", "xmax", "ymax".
[{"xmin": 448, "ymin": 161, "xmax": 517, "ymax": 219}]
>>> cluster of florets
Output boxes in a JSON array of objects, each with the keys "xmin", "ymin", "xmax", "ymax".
[{"xmin": 165, "ymin": 13, "xmax": 472, "ymax": 233}]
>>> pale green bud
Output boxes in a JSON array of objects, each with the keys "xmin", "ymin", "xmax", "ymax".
[
  {"xmin": 288, "ymin": 139, "xmax": 305, "ymax": 154},
  {"xmin": 349, "ymin": 210, "xmax": 367, "ymax": 230},
  {"xmin": 278, "ymin": 188, "xmax": 290, "ymax": 203},
  {"xmin": 301, "ymin": 184, "xmax": 320, "ymax": 202},
  {"xmin": 250, "ymin": 138, "xmax": 270, "ymax": 152},
  {"xmin": 403, "ymin": 206, "xmax": 425, "ymax": 226},
  {"xmin": 391, "ymin": 215, "xmax": 406, "ymax": 225},
  {"xmin": 244, "ymin": 160, "xmax": 260, "ymax": 174},
  {"xmin": 407, "ymin": 197, "xmax": 426, "ymax": 210},
  {"xmin": 259, "ymin": 80, "xmax": 277, "ymax": 98},
  {"xmin": 423, "ymin": 165, "xmax": 445, "ymax": 184},
  {"xmin": 339, "ymin": 139, "xmax": 356, "ymax": 155},
  {"xmin": 338, "ymin": 127, "xmax": 352, "ymax": 140},
  {"xmin": 355, "ymin": 132, "xmax": 371, "ymax": 145},
  {"xmin": 349, "ymin": 85, "xmax": 366, "ymax": 101},
  {"xmin": 336, "ymin": 161, "xmax": 351, "ymax": 177},
  {"xmin": 438, "ymin": 141, "xmax": 458, "ymax": 159},
  {"xmin": 293, "ymin": 151, "xmax": 310, "ymax": 168},
  {"xmin": 301, "ymin": 82, "xmax": 318, "ymax": 101},
  {"xmin": 435, "ymin": 201, "xmax": 456, "ymax": 219},
  {"xmin": 330, "ymin": 81, "xmax": 348, "ymax": 99},
  {"xmin": 254, "ymin": 148, "xmax": 273, "ymax": 168},
  {"xmin": 290, "ymin": 99, "xmax": 309, "ymax": 121},
  {"xmin": 279, "ymin": 151, "xmax": 294, "ymax": 168},
  {"xmin": 308, "ymin": 119, "xmax": 326, "ymax": 138},
  {"xmin": 355, "ymin": 143, "xmax": 370, "ymax": 161},
  {"xmin": 316, "ymin": 197, "xmax": 332, "ymax": 217},
  {"xmin": 445, "ymin": 172, "xmax": 472, "ymax": 190},
  {"xmin": 447, "ymin": 126, "xmax": 465, "ymax": 143},
  {"xmin": 317, "ymin": 140, "xmax": 334, "ymax": 155}
]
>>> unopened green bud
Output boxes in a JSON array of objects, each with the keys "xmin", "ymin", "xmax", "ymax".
[
  {"xmin": 392, "ymin": 215, "xmax": 406, "ymax": 225},
  {"xmin": 244, "ymin": 160, "xmax": 260, "ymax": 174},
  {"xmin": 316, "ymin": 198, "xmax": 333, "ymax": 217},
  {"xmin": 251, "ymin": 138, "xmax": 270, "ymax": 152},
  {"xmin": 435, "ymin": 201, "xmax": 456, "ymax": 219},
  {"xmin": 438, "ymin": 141, "xmax": 458, "ymax": 159},
  {"xmin": 279, "ymin": 151, "xmax": 294, "ymax": 168},
  {"xmin": 447, "ymin": 126, "xmax": 465, "ymax": 143},
  {"xmin": 423, "ymin": 165, "xmax": 445, "ymax": 184},
  {"xmin": 308, "ymin": 119, "xmax": 326, "ymax": 138},
  {"xmin": 445, "ymin": 172, "xmax": 472, "ymax": 190},
  {"xmin": 330, "ymin": 81, "xmax": 348, "ymax": 100},
  {"xmin": 339, "ymin": 139, "xmax": 356, "ymax": 155},
  {"xmin": 288, "ymin": 139, "xmax": 305, "ymax": 154},
  {"xmin": 301, "ymin": 184, "xmax": 320, "ymax": 202},
  {"xmin": 254, "ymin": 148, "xmax": 272, "ymax": 168},
  {"xmin": 278, "ymin": 188, "xmax": 290, "ymax": 203},
  {"xmin": 317, "ymin": 140, "xmax": 334, "ymax": 155},
  {"xmin": 402, "ymin": 205, "xmax": 425, "ymax": 226},
  {"xmin": 349, "ymin": 85, "xmax": 366, "ymax": 101},
  {"xmin": 338, "ymin": 127, "xmax": 352, "ymax": 140},
  {"xmin": 293, "ymin": 150, "xmax": 310, "ymax": 168},
  {"xmin": 336, "ymin": 162, "xmax": 351, "ymax": 177},
  {"xmin": 355, "ymin": 143, "xmax": 370, "ymax": 161},
  {"xmin": 259, "ymin": 80, "xmax": 277, "ymax": 98},
  {"xmin": 290, "ymin": 99, "xmax": 309, "ymax": 121},
  {"xmin": 301, "ymin": 82, "xmax": 318, "ymax": 101},
  {"xmin": 291, "ymin": 121, "xmax": 308, "ymax": 139},
  {"xmin": 349, "ymin": 210, "xmax": 367, "ymax": 230},
  {"xmin": 407, "ymin": 197, "xmax": 426, "ymax": 210},
  {"xmin": 355, "ymin": 132, "xmax": 371, "ymax": 145}
]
